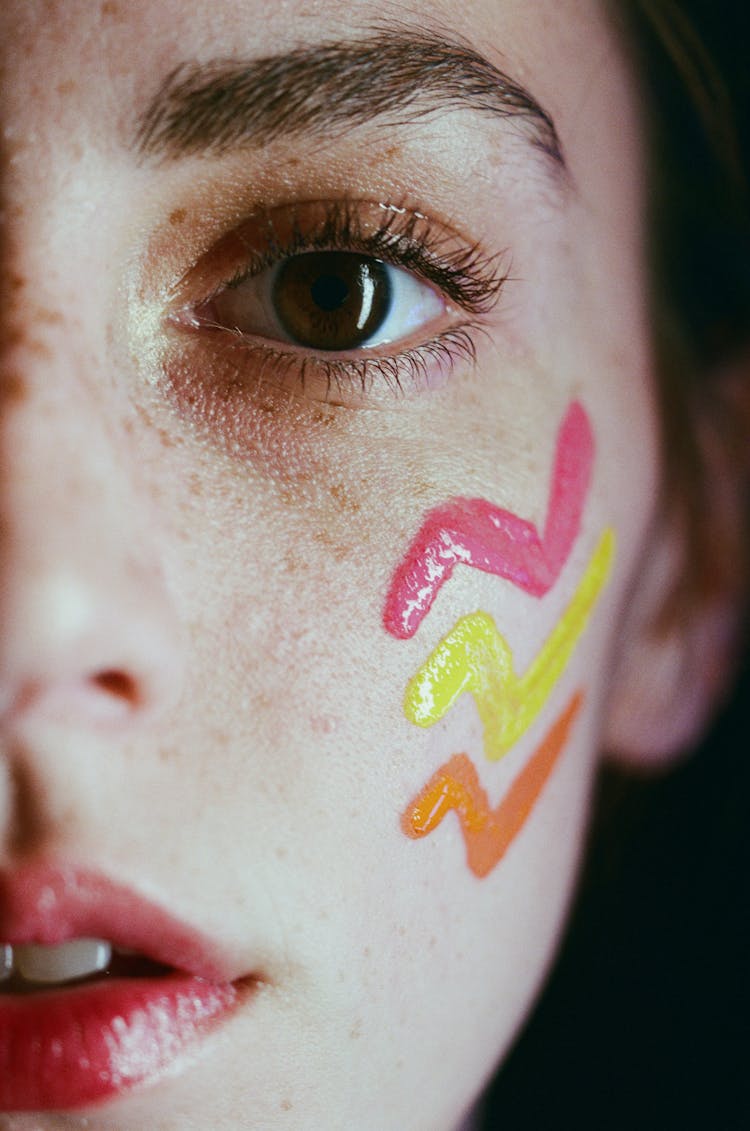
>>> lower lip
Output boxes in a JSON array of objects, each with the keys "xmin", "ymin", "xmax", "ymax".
[{"xmin": 0, "ymin": 974, "xmax": 239, "ymax": 1111}]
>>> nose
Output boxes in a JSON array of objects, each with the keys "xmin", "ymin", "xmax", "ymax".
[{"xmin": 0, "ymin": 312, "xmax": 184, "ymax": 731}]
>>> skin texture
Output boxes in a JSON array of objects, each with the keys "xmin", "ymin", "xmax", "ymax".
[
  {"xmin": 383, "ymin": 400, "xmax": 596, "ymax": 638},
  {"xmin": 0, "ymin": 0, "xmax": 690, "ymax": 1128},
  {"xmin": 401, "ymin": 528, "xmax": 615, "ymax": 760}
]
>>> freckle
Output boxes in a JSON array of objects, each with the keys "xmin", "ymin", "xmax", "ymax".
[
  {"xmin": 275, "ymin": 845, "xmax": 288, "ymax": 860},
  {"xmin": 281, "ymin": 550, "xmax": 298, "ymax": 574},
  {"xmin": 169, "ymin": 207, "xmax": 187, "ymax": 227},
  {"xmin": 8, "ymin": 274, "xmax": 26, "ymax": 292},
  {"xmin": 56, "ymin": 80, "xmax": 76, "ymax": 97},
  {"xmin": 9, "ymin": 336, "xmax": 52, "ymax": 360},
  {"xmin": 329, "ymin": 481, "xmax": 360, "ymax": 514},
  {"xmin": 311, "ymin": 407, "xmax": 335, "ymax": 427},
  {"xmin": 312, "ymin": 529, "xmax": 350, "ymax": 560},
  {"xmin": 156, "ymin": 426, "xmax": 175, "ymax": 449},
  {"xmin": 100, "ymin": 0, "xmax": 123, "ymax": 17},
  {"xmin": 0, "ymin": 372, "xmax": 28, "ymax": 404},
  {"xmin": 277, "ymin": 487, "xmax": 296, "ymax": 508},
  {"xmin": 1, "ymin": 201, "xmax": 24, "ymax": 220},
  {"xmin": 310, "ymin": 714, "xmax": 338, "ymax": 735},
  {"xmin": 280, "ymin": 1099, "xmax": 292, "ymax": 1111},
  {"xmin": 349, "ymin": 1019, "xmax": 363, "ymax": 1040},
  {"xmin": 413, "ymin": 479, "xmax": 437, "ymax": 498},
  {"xmin": 36, "ymin": 308, "xmax": 64, "ymax": 326},
  {"xmin": 135, "ymin": 403, "xmax": 157, "ymax": 433}
]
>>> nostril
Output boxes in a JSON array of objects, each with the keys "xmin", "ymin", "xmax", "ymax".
[{"xmin": 89, "ymin": 669, "xmax": 140, "ymax": 707}]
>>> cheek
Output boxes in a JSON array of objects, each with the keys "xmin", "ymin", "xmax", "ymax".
[
  {"xmin": 181, "ymin": 395, "xmax": 615, "ymax": 867},
  {"xmin": 337, "ymin": 406, "xmax": 616, "ymax": 1095},
  {"xmin": 151, "ymin": 392, "xmax": 622, "ymax": 1121}
]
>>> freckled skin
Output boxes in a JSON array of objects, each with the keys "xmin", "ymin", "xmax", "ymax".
[
  {"xmin": 0, "ymin": 371, "xmax": 28, "ymax": 404},
  {"xmin": 0, "ymin": 2, "xmax": 671, "ymax": 1129}
]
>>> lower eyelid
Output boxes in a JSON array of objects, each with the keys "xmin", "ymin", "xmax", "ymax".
[{"xmin": 167, "ymin": 318, "xmax": 483, "ymax": 412}]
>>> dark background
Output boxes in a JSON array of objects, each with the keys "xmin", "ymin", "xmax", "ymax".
[
  {"xmin": 482, "ymin": 6, "xmax": 750, "ymax": 1129},
  {"xmin": 483, "ymin": 656, "xmax": 750, "ymax": 1130}
]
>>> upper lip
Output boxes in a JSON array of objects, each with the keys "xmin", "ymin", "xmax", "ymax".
[{"xmin": 0, "ymin": 862, "xmax": 246, "ymax": 984}]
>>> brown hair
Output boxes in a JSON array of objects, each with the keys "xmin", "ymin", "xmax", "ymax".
[{"xmin": 611, "ymin": 0, "xmax": 750, "ymax": 627}]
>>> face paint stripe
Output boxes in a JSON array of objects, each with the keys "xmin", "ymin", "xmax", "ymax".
[
  {"xmin": 383, "ymin": 401, "xmax": 594, "ymax": 639},
  {"xmin": 401, "ymin": 691, "xmax": 583, "ymax": 878},
  {"xmin": 404, "ymin": 528, "xmax": 614, "ymax": 761}
]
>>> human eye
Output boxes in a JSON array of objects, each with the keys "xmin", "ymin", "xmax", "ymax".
[{"xmin": 168, "ymin": 199, "xmax": 508, "ymax": 409}]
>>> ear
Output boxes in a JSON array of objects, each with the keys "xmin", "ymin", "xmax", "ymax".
[
  {"xmin": 603, "ymin": 535, "xmax": 739, "ymax": 769},
  {"xmin": 604, "ymin": 369, "xmax": 749, "ymax": 770}
]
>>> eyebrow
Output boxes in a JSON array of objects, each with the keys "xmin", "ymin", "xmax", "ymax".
[{"xmin": 134, "ymin": 27, "xmax": 565, "ymax": 171}]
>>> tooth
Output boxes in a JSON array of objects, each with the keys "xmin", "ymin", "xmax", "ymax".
[
  {"xmin": 0, "ymin": 944, "xmax": 12, "ymax": 981},
  {"xmin": 14, "ymin": 939, "xmax": 112, "ymax": 984}
]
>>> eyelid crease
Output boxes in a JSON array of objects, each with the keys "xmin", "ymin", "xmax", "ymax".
[{"xmin": 174, "ymin": 197, "xmax": 510, "ymax": 319}]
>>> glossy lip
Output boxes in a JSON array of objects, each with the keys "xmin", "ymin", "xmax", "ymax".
[{"xmin": 0, "ymin": 863, "xmax": 255, "ymax": 1112}]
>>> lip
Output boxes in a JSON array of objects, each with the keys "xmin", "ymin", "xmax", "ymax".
[{"xmin": 0, "ymin": 863, "xmax": 252, "ymax": 1112}]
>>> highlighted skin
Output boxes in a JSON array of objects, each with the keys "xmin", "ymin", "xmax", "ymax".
[
  {"xmin": 383, "ymin": 401, "xmax": 594, "ymax": 639},
  {"xmin": 402, "ymin": 692, "xmax": 583, "ymax": 878},
  {"xmin": 405, "ymin": 529, "xmax": 614, "ymax": 760}
]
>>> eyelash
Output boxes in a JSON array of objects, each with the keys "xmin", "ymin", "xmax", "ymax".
[{"xmin": 177, "ymin": 198, "xmax": 509, "ymax": 404}]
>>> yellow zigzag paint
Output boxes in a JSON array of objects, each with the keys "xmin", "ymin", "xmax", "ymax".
[{"xmin": 404, "ymin": 529, "xmax": 615, "ymax": 761}]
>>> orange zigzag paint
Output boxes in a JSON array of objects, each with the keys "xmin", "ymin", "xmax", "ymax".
[{"xmin": 401, "ymin": 691, "xmax": 583, "ymax": 878}]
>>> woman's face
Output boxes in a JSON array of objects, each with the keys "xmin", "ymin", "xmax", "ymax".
[{"xmin": 0, "ymin": 1, "xmax": 661, "ymax": 1128}]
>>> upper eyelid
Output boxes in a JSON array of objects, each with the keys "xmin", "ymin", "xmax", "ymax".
[{"xmin": 169, "ymin": 197, "xmax": 510, "ymax": 319}]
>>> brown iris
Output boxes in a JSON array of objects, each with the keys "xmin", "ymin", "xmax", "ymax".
[{"xmin": 272, "ymin": 252, "xmax": 392, "ymax": 351}]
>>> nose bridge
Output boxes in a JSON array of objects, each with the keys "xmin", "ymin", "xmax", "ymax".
[{"xmin": 0, "ymin": 225, "xmax": 185, "ymax": 728}]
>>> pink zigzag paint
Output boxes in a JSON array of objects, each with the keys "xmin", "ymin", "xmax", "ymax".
[{"xmin": 383, "ymin": 401, "xmax": 594, "ymax": 639}]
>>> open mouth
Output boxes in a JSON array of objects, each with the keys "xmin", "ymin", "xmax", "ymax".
[
  {"xmin": 0, "ymin": 866, "xmax": 248, "ymax": 1113},
  {"xmin": 1, "ymin": 937, "xmax": 173, "ymax": 993}
]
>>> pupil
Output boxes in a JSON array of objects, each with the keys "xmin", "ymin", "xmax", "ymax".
[
  {"xmin": 310, "ymin": 274, "xmax": 349, "ymax": 313},
  {"xmin": 273, "ymin": 251, "xmax": 392, "ymax": 351}
]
